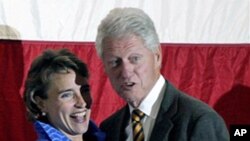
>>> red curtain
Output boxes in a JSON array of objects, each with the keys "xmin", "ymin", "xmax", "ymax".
[{"xmin": 0, "ymin": 40, "xmax": 249, "ymax": 140}]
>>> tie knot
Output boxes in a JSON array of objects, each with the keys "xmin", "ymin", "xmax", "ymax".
[{"xmin": 132, "ymin": 109, "xmax": 145, "ymax": 122}]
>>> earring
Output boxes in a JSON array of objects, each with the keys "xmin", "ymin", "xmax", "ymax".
[{"xmin": 42, "ymin": 112, "xmax": 46, "ymax": 116}]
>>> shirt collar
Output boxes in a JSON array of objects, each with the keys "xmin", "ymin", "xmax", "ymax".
[
  {"xmin": 34, "ymin": 121, "xmax": 70, "ymax": 141},
  {"xmin": 129, "ymin": 75, "xmax": 165, "ymax": 118}
]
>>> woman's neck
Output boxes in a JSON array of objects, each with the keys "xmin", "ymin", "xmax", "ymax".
[{"xmin": 68, "ymin": 135, "xmax": 83, "ymax": 141}]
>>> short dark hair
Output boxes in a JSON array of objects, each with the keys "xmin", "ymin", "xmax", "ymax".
[{"xmin": 23, "ymin": 48, "xmax": 89, "ymax": 122}]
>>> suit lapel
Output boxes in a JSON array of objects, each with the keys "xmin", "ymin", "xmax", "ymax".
[
  {"xmin": 120, "ymin": 106, "xmax": 130, "ymax": 141},
  {"xmin": 109, "ymin": 106, "xmax": 130, "ymax": 141},
  {"xmin": 149, "ymin": 112, "xmax": 173, "ymax": 141},
  {"xmin": 149, "ymin": 81, "xmax": 179, "ymax": 141}
]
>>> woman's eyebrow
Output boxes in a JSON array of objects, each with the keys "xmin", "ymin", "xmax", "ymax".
[{"xmin": 57, "ymin": 89, "xmax": 73, "ymax": 94}]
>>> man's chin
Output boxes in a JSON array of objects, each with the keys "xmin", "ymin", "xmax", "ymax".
[{"xmin": 119, "ymin": 93, "xmax": 137, "ymax": 102}]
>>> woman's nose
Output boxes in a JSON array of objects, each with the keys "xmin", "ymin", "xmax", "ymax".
[{"xmin": 75, "ymin": 94, "xmax": 86, "ymax": 108}]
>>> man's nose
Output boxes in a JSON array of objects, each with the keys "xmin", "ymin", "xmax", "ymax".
[{"xmin": 121, "ymin": 61, "xmax": 133, "ymax": 78}]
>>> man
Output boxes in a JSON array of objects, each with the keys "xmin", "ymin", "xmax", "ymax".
[{"xmin": 95, "ymin": 7, "xmax": 229, "ymax": 141}]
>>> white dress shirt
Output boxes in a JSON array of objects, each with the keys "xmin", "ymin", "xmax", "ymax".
[{"xmin": 125, "ymin": 75, "xmax": 166, "ymax": 141}]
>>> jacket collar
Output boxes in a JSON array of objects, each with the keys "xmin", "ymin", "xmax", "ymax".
[
  {"xmin": 34, "ymin": 121, "xmax": 70, "ymax": 141},
  {"xmin": 149, "ymin": 81, "xmax": 179, "ymax": 141},
  {"xmin": 106, "ymin": 106, "xmax": 130, "ymax": 141},
  {"xmin": 114, "ymin": 80, "xmax": 179, "ymax": 141}
]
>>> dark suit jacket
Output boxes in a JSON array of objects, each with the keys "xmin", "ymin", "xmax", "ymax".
[{"xmin": 100, "ymin": 81, "xmax": 230, "ymax": 141}]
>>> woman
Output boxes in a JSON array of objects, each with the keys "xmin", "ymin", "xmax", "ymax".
[{"xmin": 23, "ymin": 49, "xmax": 105, "ymax": 141}]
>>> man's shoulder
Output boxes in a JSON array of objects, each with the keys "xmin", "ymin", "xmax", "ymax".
[
  {"xmin": 178, "ymin": 91, "xmax": 216, "ymax": 115},
  {"xmin": 100, "ymin": 106, "xmax": 128, "ymax": 129},
  {"xmin": 164, "ymin": 82, "xmax": 219, "ymax": 119},
  {"xmin": 162, "ymin": 83, "xmax": 229, "ymax": 138}
]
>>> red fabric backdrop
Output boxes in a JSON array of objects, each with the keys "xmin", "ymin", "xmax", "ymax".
[{"xmin": 0, "ymin": 40, "xmax": 250, "ymax": 140}]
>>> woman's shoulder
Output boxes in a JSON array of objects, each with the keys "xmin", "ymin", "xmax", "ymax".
[
  {"xmin": 83, "ymin": 120, "xmax": 106, "ymax": 141},
  {"xmin": 34, "ymin": 120, "xmax": 106, "ymax": 141}
]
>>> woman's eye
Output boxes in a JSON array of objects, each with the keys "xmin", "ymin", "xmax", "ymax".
[{"xmin": 60, "ymin": 92, "xmax": 74, "ymax": 100}]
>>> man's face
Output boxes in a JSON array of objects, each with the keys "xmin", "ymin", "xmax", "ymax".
[
  {"xmin": 39, "ymin": 69, "xmax": 91, "ymax": 137},
  {"xmin": 102, "ymin": 35, "xmax": 162, "ymax": 107}
]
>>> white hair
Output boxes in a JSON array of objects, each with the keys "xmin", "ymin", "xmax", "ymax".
[{"xmin": 95, "ymin": 7, "xmax": 160, "ymax": 58}]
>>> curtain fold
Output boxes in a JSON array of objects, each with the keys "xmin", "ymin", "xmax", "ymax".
[{"xmin": 0, "ymin": 40, "xmax": 249, "ymax": 140}]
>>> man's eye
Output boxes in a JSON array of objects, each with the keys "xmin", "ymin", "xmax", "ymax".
[
  {"xmin": 109, "ymin": 61, "xmax": 117, "ymax": 67},
  {"xmin": 108, "ymin": 59, "xmax": 120, "ymax": 68},
  {"xmin": 130, "ymin": 56, "xmax": 141, "ymax": 63}
]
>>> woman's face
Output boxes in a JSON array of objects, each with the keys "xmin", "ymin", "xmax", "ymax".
[{"xmin": 37, "ymin": 69, "xmax": 91, "ymax": 137}]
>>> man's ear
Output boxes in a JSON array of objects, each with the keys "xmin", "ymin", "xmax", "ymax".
[
  {"xmin": 102, "ymin": 60, "xmax": 109, "ymax": 74},
  {"xmin": 154, "ymin": 45, "xmax": 162, "ymax": 68},
  {"xmin": 34, "ymin": 96, "xmax": 47, "ymax": 112}
]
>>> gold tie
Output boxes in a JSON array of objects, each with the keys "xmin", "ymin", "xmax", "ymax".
[{"xmin": 132, "ymin": 109, "xmax": 145, "ymax": 141}]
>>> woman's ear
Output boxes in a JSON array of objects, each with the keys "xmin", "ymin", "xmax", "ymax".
[{"xmin": 34, "ymin": 96, "xmax": 47, "ymax": 113}]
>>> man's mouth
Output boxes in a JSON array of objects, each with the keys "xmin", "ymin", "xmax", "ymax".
[
  {"xmin": 126, "ymin": 82, "xmax": 135, "ymax": 86},
  {"xmin": 121, "ymin": 82, "xmax": 136, "ymax": 89}
]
